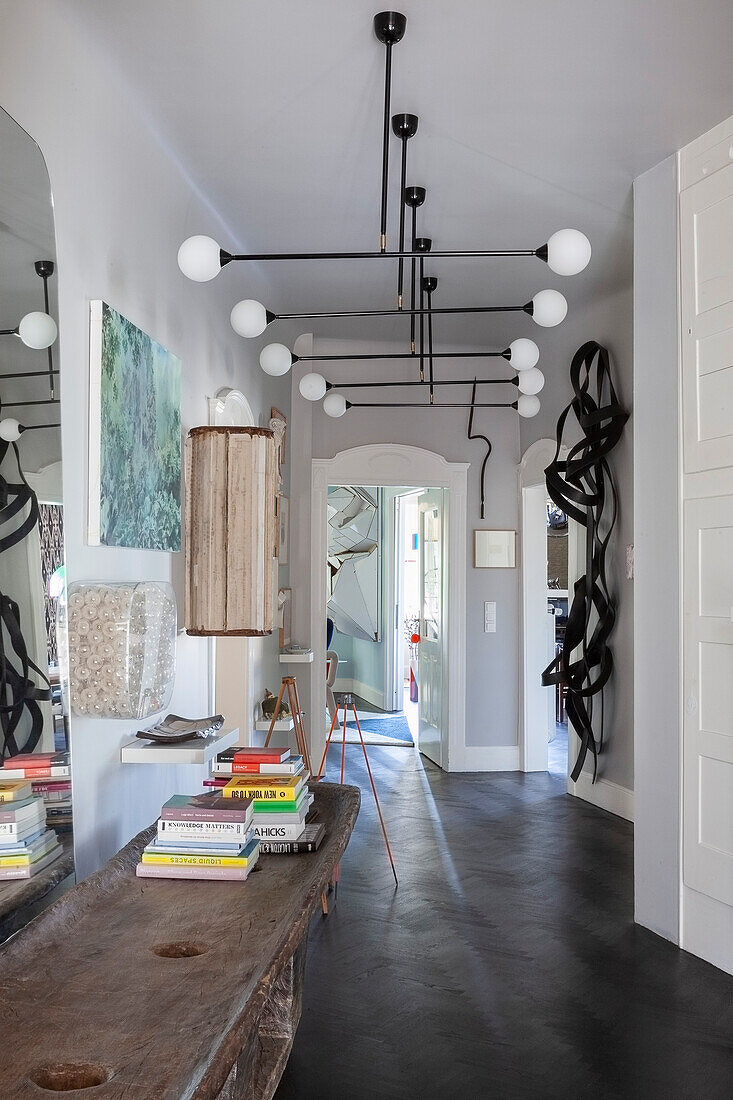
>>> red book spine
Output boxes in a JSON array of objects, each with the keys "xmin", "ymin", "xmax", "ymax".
[{"xmin": 203, "ymin": 777, "xmax": 230, "ymax": 788}]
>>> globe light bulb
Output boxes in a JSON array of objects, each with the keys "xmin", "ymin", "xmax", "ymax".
[
  {"xmin": 299, "ymin": 372, "xmax": 327, "ymax": 401},
  {"xmin": 18, "ymin": 311, "xmax": 57, "ymax": 349},
  {"xmin": 518, "ymin": 367, "xmax": 545, "ymax": 396},
  {"xmin": 177, "ymin": 235, "xmax": 222, "ymax": 281},
  {"xmin": 323, "ymin": 392, "xmax": 347, "ymax": 418},
  {"xmin": 231, "ymin": 299, "xmax": 269, "ymax": 338},
  {"xmin": 508, "ymin": 338, "xmax": 539, "ymax": 371},
  {"xmin": 545, "ymin": 229, "xmax": 591, "ymax": 276},
  {"xmin": 0, "ymin": 417, "xmax": 23, "ymax": 442},
  {"xmin": 259, "ymin": 343, "xmax": 293, "ymax": 377},
  {"xmin": 531, "ymin": 289, "xmax": 568, "ymax": 328},
  {"xmin": 517, "ymin": 394, "xmax": 541, "ymax": 418}
]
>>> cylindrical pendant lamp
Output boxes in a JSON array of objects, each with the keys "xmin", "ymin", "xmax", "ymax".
[{"xmin": 185, "ymin": 426, "xmax": 277, "ymax": 636}]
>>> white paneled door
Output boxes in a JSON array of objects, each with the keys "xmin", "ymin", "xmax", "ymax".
[
  {"xmin": 418, "ymin": 488, "xmax": 445, "ymax": 767},
  {"xmin": 681, "ymin": 157, "xmax": 733, "ymax": 915}
]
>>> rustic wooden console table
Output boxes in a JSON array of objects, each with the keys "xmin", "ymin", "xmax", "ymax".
[{"xmin": 0, "ymin": 782, "xmax": 360, "ymax": 1099}]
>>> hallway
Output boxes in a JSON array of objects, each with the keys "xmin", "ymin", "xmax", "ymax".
[{"xmin": 276, "ymin": 748, "xmax": 733, "ymax": 1099}]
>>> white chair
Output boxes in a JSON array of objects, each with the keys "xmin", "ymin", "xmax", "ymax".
[{"xmin": 326, "ymin": 650, "xmax": 339, "ymax": 724}]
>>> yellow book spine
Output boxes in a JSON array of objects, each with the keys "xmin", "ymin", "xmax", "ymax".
[
  {"xmin": 223, "ymin": 782, "xmax": 299, "ymax": 800},
  {"xmin": 0, "ymin": 855, "xmax": 34, "ymax": 866},
  {"xmin": 141, "ymin": 853, "xmax": 257, "ymax": 868}
]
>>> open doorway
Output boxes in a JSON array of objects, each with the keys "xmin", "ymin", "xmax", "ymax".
[{"xmin": 325, "ymin": 483, "xmax": 446, "ymax": 764}]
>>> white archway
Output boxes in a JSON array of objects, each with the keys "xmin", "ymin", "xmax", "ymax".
[{"xmin": 310, "ymin": 443, "xmax": 469, "ymax": 771}]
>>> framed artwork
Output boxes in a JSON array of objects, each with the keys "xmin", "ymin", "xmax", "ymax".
[
  {"xmin": 270, "ymin": 406, "xmax": 287, "ymax": 474},
  {"xmin": 88, "ymin": 301, "xmax": 181, "ymax": 551},
  {"xmin": 278, "ymin": 587, "xmax": 292, "ymax": 649},
  {"xmin": 474, "ymin": 529, "xmax": 516, "ymax": 568},
  {"xmin": 278, "ymin": 494, "xmax": 290, "ymax": 565}
]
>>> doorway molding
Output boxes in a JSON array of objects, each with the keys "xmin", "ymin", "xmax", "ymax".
[{"xmin": 311, "ymin": 444, "xmax": 468, "ymax": 771}]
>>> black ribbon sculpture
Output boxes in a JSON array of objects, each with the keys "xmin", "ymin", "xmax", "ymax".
[
  {"xmin": 467, "ymin": 378, "xmax": 492, "ymax": 520},
  {"xmin": 541, "ymin": 341, "xmax": 628, "ymax": 783},
  {"xmin": 0, "ymin": 435, "xmax": 51, "ymax": 757}
]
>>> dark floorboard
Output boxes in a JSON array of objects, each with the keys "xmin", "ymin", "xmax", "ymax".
[{"xmin": 275, "ymin": 747, "xmax": 733, "ymax": 1100}]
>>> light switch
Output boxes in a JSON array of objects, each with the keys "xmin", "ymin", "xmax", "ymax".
[{"xmin": 484, "ymin": 601, "xmax": 496, "ymax": 633}]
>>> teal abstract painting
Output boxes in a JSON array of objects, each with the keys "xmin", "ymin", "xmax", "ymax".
[{"xmin": 88, "ymin": 301, "xmax": 182, "ymax": 551}]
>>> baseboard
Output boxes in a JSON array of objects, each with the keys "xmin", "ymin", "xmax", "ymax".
[
  {"xmin": 453, "ymin": 745, "xmax": 520, "ymax": 772},
  {"xmin": 570, "ymin": 770, "xmax": 634, "ymax": 822},
  {"xmin": 332, "ymin": 677, "xmax": 385, "ymax": 711}
]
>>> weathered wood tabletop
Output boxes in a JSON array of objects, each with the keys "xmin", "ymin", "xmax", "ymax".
[{"xmin": 0, "ymin": 782, "xmax": 360, "ymax": 1100}]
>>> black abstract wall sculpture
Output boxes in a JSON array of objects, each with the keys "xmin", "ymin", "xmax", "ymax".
[
  {"xmin": 467, "ymin": 379, "xmax": 492, "ymax": 520},
  {"xmin": 0, "ymin": 437, "xmax": 51, "ymax": 756},
  {"xmin": 541, "ymin": 341, "xmax": 628, "ymax": 783}
]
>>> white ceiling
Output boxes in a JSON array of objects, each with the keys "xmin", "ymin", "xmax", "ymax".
[{"xmin": 64, "ymin": 0, "xmax": 733, "ymax": 348}]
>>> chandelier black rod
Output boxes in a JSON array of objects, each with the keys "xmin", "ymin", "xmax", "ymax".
[
  {"xmin": 222, "ymin": 247, "xmax": 541, "ymax": 264},
  {"xmin": 276, "ymin": 302, "xmax": 529, "ymax": 321},
  {"xmin": 18, "ymin": 423, "xmax": 60, "ymax": 432},
  {"xmin": 296, "ymin": 349, "xmax": 511, "ymax": 362},
  {"xmin": 345, "ymin": 400, "xmax": 518, "ymax": 409},
  {"xmin": 410, "ymin": 206, "xmax": 417, "ymax": 351},
  {"xmin": 426, "ymin": 281, "xmax": 435, "ymax": 403},
  {"xmin": 419, "ymin": 256, "xmax": 425, "ymax": 382},
  {"xmin": 36, "ymin": 260, "xmax": 55, "ymax": 399},
  {"xmin": 1, "ymin": 398, "xmax": 60, "ymax": 408},
  {"xmin": 0, "ymin": 368, "xmax": 60, "ymax": 380},
  {"xmin": 397, "ymin": 136, "xmax": 408, "ymax": 300},
  {"xmin": 326, "ymin": 376, "xmax": 519, "ymax": 390}
]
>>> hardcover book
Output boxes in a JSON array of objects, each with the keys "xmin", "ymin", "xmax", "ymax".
[
  {"xmin": 217, "ymin": 746, "xmax": 290, "ymax": 763},
  {"xmin": 0, "ymin": 796, "xmax": 44, "ymax": 822},
  {"xmin": 158, "ymin": 817, "xmax": 252, "ymax": 840},
  {"xmin": 136, "ymin": 862, "xmax": 257, "ymax": 882},
  {"xmin": 0, "ymin": 781, "xmax": 33, "ymax": 803},
  {"xmin": 229, "ymin": 756, "xmax": 303, "ymax": 776},
  {"xmin": 0, "ymin": 844, "xmax": 63, "ymax": 880},
  {"xmin": 160, "ymin": 793, "xmax": 252, "ymax": 822},
  {"xmin": 141, "ymin": 836, "xmax": 259, "ymax": 868},
  {"xmin": 258, "ymin": 823, "xmax": 326, "ymax": 855},
  {"xmin": 222, "ymin": 775, "xmax": 304, "ymax": 801}
]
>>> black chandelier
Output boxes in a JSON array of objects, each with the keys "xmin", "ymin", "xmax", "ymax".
[
  {"xmin": 0, "ymin": 260, "xmax": 60, "ymax": 444},
  {"xmin": 177, "ymin": 11, "xmax": 591, "ymax": 420}
]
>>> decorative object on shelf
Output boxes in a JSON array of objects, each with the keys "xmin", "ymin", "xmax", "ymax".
[
  {"xmin": 135, "ymin": 713, "xmax": 225, "ymax": 744},
  {"xmin": 277, "ymin": 588, "xmax": 292, "ymax": 649},
  {"xmin": 467, "ymin": 378, "xmax": 492, "ymax": 520},
  {"xmin": 541, "ymin": 341, "xmax": 629, "ymax": 783},
  {"xmin": 178, "ymin": 13, "xmax": 592, "ymax": 433},
  {"xmin": 327, "ymin": 486, "xmax": 381, "ymax": 642},
  {"xmin": 88, "ymin": 301, "xmax": 181, "ymax": 551},
  {"xmin": 185, "ymin": 426, "xmax": 277, "ymax": 636},
  {"xmin": 261, "ymin": 688, "xmax": 290, "ymax": 721},
  {"xmin": 63, "ymin": 581, "xmax": 176, "ymax": 719},
  {"xmin": 0, "ymin": 437, "xmax": 51, "ymax": 756},
  {"xmin": 474, "ymin": 530, "xmax": 516, "ymax": 569},
  {"xmin": 277, "ymin": 495, "xmax": 289, "ymax": 564},
  {"xmin": 269, "ymin": 406, "xmax": 287, "ymax": 476}
]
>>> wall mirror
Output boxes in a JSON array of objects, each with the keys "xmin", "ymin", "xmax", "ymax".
[{"xmin": 0, "ymin": 105, "xmax": 74, "ymax": 938}]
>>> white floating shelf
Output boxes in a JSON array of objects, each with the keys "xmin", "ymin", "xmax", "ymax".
[
  {"xmin": 120, "ymin": 727, "xmax": 239, "ymax": 765},
  {"xmin": 547, "ymin": 590, "xmax": 569, "ymax": 599},
  {"xmin": 279, "ymin": 651, "xmax": 314, "ymax": 664},
  {"xmin": 254, "ymin": 717, "xmax": 295, "ymax": 732}
]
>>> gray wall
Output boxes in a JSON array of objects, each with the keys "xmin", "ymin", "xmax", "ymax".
[{"xmin": 632, "ymin": 156, "xmax": 680, "ymax": 942}]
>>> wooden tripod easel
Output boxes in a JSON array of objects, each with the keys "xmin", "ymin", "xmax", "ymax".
[
  {"xmin": 316, "ymin": 693, "xmax": 398, "ymax": 887},
  {"xmin": 264, "ymin": 675, "xmax": 312, "ymax": 777}
]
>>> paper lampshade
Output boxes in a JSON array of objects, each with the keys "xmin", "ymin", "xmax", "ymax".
[{"xmin": 185, "ymin": 426, "xmax": 277, "ymax": 635}]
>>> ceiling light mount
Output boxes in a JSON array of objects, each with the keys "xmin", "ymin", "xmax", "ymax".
[{"xmin": 373, "ymin": 11, "xmax": 407, "ymax": 45}]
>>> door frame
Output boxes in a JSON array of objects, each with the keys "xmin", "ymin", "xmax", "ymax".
[
  {"xmin": 518, "ymin": 439, "xmax": 579, "ymax": 782},
  {"xmin": 311, "ymin": 444, "xmax": 468, "ymax": 771},
  {"xmin": 384, "ymin": 488, "xmax": 422, "ymax": 713}
]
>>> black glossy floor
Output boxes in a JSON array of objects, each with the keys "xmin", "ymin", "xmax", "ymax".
[{"xmin": 275, "ymin": 746, "xmax": 733, "ymax": 1100}]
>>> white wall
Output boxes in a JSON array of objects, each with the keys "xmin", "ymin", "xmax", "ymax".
[
  {"xmin": 291, "ymin": 336, "xmax": 521, "ymax": 762},
  {"xmin": 632, "ymin": 156, "xmax": 680, "ymax": 943},
  {"xmin": 0, "ymin": 1, "xmax": 290, "ymax": 878}
]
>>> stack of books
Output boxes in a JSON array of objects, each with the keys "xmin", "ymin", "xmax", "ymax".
[
  {"xmin": 0, "ymin": 780, "xmax": 63, "ymax": 880},
  {"xmin": 204, "ymin": 746, "xmax": 325, "ymax": 854},
  {"xmin": 1, "ymin": 752, "xmax": 73, "ymax": 833},
  {"xmin": 135, "ymin": 793, "xmax": 260, "ymax": 881}
]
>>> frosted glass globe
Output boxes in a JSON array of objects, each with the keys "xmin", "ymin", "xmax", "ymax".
[
  {"xmin": 259, "ymin": 343, "xmax": 293, "ymax": 377},
  {"xmin": 0, "ymin": 418, "xmax": 22, "ymax": 442},
  {"xmin": 517, "ymin": 394, "xmax": 541, "ymax": 418},
  {"xmin": 299, "ymin": 372, "xmax": 327, "ymax": 401},
  {"xmin": 323, "ymin": 393, "xmax": 347, "ymax": 418},
  {"xmin": 177, "ymin": 235, "xmax": 222, "ymax": 281},
  {"xmin": 518, "ymin": 367, "xmax": 545, "ymax": 395},
  {"xmin": 508, "ymin": 338, "xmax": 539, "ymax": 371},
  {"xmin": 546, "ymin": 229, "xmax": 591, "ymax": 276},
  {"xmin": 531, "ymin": 289, "xmax": 568, "ymax": 327},
  {"xmin": 231, "ymin": 299, "xmax": 268, "ymax": 338},
  {"xmin": 18, "ymin": 311, "xmax": 57, "ymax": 349}
]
